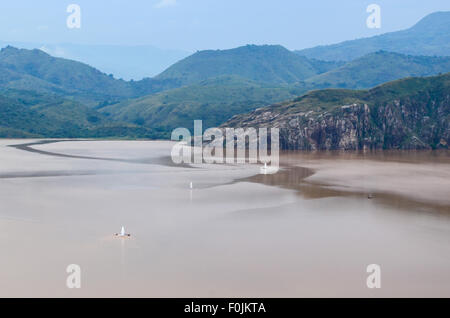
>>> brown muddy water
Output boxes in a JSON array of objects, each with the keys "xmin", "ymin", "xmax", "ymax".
[{"xmin": 0, "ymin": 140, "xmax": 449, "ymax": 297}]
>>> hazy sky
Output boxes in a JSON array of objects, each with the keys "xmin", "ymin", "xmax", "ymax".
[{"xmin": 1, "ymin": 0, "xmax": 449, "ymax": 51}]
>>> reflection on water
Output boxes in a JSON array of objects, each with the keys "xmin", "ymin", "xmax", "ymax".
[
  {"xmin": 280, "ymin": 149, "xmax": 450, "ymax": 164},
  {"xmin": 243, "ymin": 166, "xmax": 314, "ymax": 190},
  {"xmin": 0, "ymin": 140, "xmax": 449, "ymax": 297},
  {"xmin": 243, "ymin": 166, "xmax": 450, "ymax": 214},
  {"xmin": 241, "ymin": 151, "xmax": 450, "ymax": 214}
]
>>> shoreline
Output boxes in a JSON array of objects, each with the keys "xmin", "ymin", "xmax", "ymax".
[
  {"xmin": 0, "ymin": 139, "xmax": 449, "ymax": 297},
  {"xmin": 5, "ymin": 139, "xmax": 450, "ymax": 212}
]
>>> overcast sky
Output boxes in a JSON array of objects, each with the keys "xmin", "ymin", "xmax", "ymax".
[{"xmin": 0, "ymin": 0, "xmax": 449, "ymax": 51}]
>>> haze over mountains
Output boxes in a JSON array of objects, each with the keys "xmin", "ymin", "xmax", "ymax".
[
  {"xmin": 0, "ymin": 41, "xmax": 190, "ymax": 80},
  {"xmin": 0, "ymin": 46, "xmax": 180, "ymax": 107},
  {"xmin": 0, "ymin": 11, "xmax": 449, "ymax": 145},
  {"xmin": 305, "ymin": 51, "xmax": 450, "ymax": 89},
  {"xmin": 295, "ymin": 11, "xmax": 450, "ymax": 61}
]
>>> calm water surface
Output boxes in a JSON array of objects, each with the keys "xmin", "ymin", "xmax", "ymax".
[{"xmin": 0, "ymin": 140, "xmax": 449, "ymax": 297}]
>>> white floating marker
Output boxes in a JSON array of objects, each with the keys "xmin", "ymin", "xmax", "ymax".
[
  {"xmin": 260, "ymin": 162, "xmax": 278, "ymax": 175},
  {"xmin": 115, "ymin": 226, "xmax": 131, "ymax": 238},
  {"xmin": 260, "ymin": 162, "xmax": 268, "ymax": 174},
  {"xmin": 190, "ymin": 182, "xmax": 193, "ymax": 189}
]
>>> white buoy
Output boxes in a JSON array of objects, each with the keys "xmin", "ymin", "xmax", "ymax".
[
  {"xmin": 115, "ymin": 226, "xmax": 131, "ymax": 238},
  {"xmin": 260, "ymin": 162, "xmax": 268, "ymax": 174},
  {"xmin": 260, "ymin": 162, "xmax": 278, "ymax": 175},
  {"xmin": 190, "ymin": 182, "xmax": 193, "ymax": 189}
]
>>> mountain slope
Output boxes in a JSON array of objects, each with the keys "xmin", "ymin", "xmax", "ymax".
[
  {"xmin": 100, "ymin": 75, "xmax": 308, "ymax": 136},
  {"xmin": 0, "ymin": 89, "xmax": 104, "ymax": 137},
  {"xmin": 37, "ymin": 43, "xmax": 190, "ymax": 80},
  {"xmin": 155, "ymin": 44, "xmax": 342, "ymax": 86},
  {"xmin": 305, "ymin": 51, "xmax": 450, "ymax": 89},
  {"xmin": 296, "ymin": 11, "xmax": 450, "ymax": 61},
  {"xmin": 0, "ymin": 89, "xmax": 156, "ymax": 138},
  {"xmin": 0, "ymin": 46, "xmax": 180, "ymax": 107},
  {"xmin": 224, "ymin": 73, "xmax": 450, "ymax": 150},
  {"xmin": 0, "ymin": 42, "xmax": 190, "ymax": 81}
]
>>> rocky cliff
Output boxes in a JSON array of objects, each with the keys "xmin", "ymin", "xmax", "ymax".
[{"xmin": 223, "ymin": 73, "xmax": 450, "ymax": 150}]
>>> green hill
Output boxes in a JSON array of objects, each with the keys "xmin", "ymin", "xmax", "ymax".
[
  {"xmin": 155, "ymin": 44, "xmax": 342, "ymax": 86},
  {"xmin": 0, "ymin": 46, "xmax": 179, "ymax": 107},
  {"xmin": 305, "ymin": 51, "xmax": 450, "ymax": 89},
  {"xmin": 100, "ymin": 75, "xmax": 308, "ymax": 136},
  {"xmin": 296, "ymin": 11, "xmax": 450, "ymax": 61},
  {"xmin": 0, "ymin": 89, "xmax": 156, "ymax": 138},
  {"xmin": 224, "ymin": 73, "xmax": 450, "ymax": 150},
  {"xmin": 1, "ymin": 18, "xmax": 449, "ymax": 142},
  {"xmin": 99, "ymin": 50, "xmax": 450, "ymax": 138}
]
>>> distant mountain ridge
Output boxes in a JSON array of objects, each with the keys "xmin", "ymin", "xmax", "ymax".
[
  {"xmin": 100, "ymin": 75, "xmax": 307, "ymax": 136},
  {"xmin": 295, "ymin": 11, "xmax": 450, "ymax": 61},
  {"xmin": 304, "ymin": 51, "xmax": 450, "ymax": 89},
  {"xmin": 0, "ymin": 46, "xmax": 180, "ymax": 107},
  {"xmin": 0, "ymin": 41, "xmax": 190, "ymax": 80},
  {"xmin": 156, "ymin": 44, "xmax": 343, "ymax": 85},
  {"xmin": 1, "ymin": 11, "xmax": 449, "ymax": 140},
  {"xmin": 100, "ymin": 50, "xmax": 450, "ymax": 135}
]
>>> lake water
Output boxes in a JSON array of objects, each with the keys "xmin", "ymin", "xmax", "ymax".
[{"xmin": 0, "ymin": 140, "xmax": 449, "ymax": 297}]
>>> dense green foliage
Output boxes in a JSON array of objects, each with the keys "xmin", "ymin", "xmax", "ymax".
[
  {"xmin": 305, "ymin": 51, "xmax": 450, "ymax": 89},
  {"xmin": 0, "ymin": 89, "xmax": 157, "ymax": 138},
  {"xmin": 109, "ymin": 50, "xmax": 450, "ymax": 136},
  {"xmin": 156, "ymin": 45, "xmax": 342, "ymax": 85},
  {"xmin": 100, "ymin": 75, "xmax": 307, "ymax": 136},
  {"xmin": 0, "ymin": 46, "xmax": 179, "ymax": 107},
  {"xmin": 1, "ymin": 11, "xmax": 449, "ymax": 140},
  {"xmin": 230, "ymin": 73, "xmax": 450, "ymax": 116}
]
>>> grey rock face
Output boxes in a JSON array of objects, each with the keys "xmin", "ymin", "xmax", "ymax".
[{"xmin": 223, "ymin": 84, "xmax": 449, "ymax": 150}]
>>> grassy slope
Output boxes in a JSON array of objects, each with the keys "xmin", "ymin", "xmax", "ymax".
[
  {"xmin": 155, "ymin": 45, "xmax": 341, "ymax": 86},
  {"xmin": 304, "ymin": 51, "xmax": 450, "ymax": 89},
  {"xmin": 0, "ymin": 46, "xmax": 180, "ymax": 107},
  {"xmin": 0, "ymin": 89, "xmax": 157, "ymax": 138},
  {"xmin": 101, "ymin": 51, "xmax": 450, "ymax": 137},
  {"xmin": 225, "ymin": 73, "xmax": 450, "ymax": 122},
  {"xmin": 100, "ymin": 75, "xmax": 308, "ymax": 135}
]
